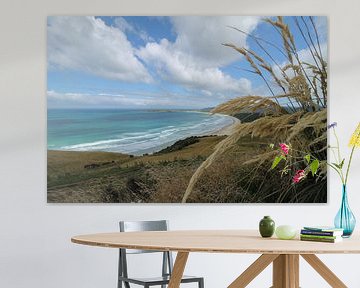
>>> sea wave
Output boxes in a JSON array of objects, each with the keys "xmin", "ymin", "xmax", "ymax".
[{"xmin": 58, "ymin": 113, "xmax": 234, "ymax": 155}]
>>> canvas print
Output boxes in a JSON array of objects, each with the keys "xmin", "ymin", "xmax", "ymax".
[{"xmin": 47, "ymin": 16, "xmax": 328, "ymax": 203}]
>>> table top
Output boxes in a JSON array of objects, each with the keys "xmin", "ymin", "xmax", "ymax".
[{"xmin": 71, "ymin": 230, "xmax": 360, "ymax": 254}]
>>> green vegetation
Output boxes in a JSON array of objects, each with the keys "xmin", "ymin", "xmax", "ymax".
[
  {"xmin": 154, "ymin": 136, "xmax": 202, "ymax": 155},
  {"xmin": 182, "ymin": 16, "xmax": 327, "ymax": 203},
  {"xmin": 47, "ymin": 136, "xmax": 224, "ymax": 203}
]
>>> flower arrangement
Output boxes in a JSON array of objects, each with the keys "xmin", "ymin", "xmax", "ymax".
[
  {"xmin": 270, "ymin": 122, "xmax": 359, "ymax": 236},
  {"xmin": 326, "ymin": 122, "xmax": 360, "ymax": 186},
  {"xmin": 271, "ymin": 122, "xmax": 360, "ymax": 185}
]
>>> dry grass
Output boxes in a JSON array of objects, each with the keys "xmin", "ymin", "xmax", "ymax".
[
  {"xmin": 147, "ymin": 160, "xmax": 203, "ymax": 202},
  {"xmin": 47, "ymin": 136, "xmax": 224, "ymax": 203},
  {"xmin": 184, "ymin": 136, "xmax": 326, "ymax": 203},
  {"xmin": 182, "ymin": 16, "xmax": 327, "ymax": 203},
  {"xmin": 212, "ymin": 96, "xmax": 287, "ymax": 116}
]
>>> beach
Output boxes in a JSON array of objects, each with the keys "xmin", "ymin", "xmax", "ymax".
[
  {"xmin": 47, "ymin": 110, "xmax": 243, "ymax": 203},
  {"xmin": 210, "ymin": 115, "xmax": 241, "ymax": 136}
]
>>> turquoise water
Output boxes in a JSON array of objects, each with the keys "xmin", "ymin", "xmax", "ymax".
[{"xmin": 48, "ymin": 109, "xmax": 234, "ymax": 155}]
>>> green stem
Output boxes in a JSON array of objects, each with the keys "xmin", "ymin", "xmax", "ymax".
[
  {"xmin": 330, "ymin": 148, "xmax": 339, "ymax": 165},
  {"xmin": 345, "ymin": 145, "xmax": 356, "ymax": 185},
  {"xmin": 328, "ymin": 127, "xmax": 346, "ymax": 185},
  {"xmin": 327, "ymin": 162, "xmax": 345, "ymax": 184},
  {"xmin": 333, "ymin": 128, "xmax": 345, "ymax": 181},
  {"xmin": 329, "ymin": 147, "xmax": 345, "ymax": 182},
  {"xmin": 333, "ymin": 129, "xmax": 342, "ymax": 162},
  {"xmin": 289, "ymin": 148, "xmax": 318, "ymax": 159}
]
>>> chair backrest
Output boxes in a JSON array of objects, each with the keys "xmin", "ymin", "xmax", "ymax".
[
  {"xmin": 118, "ymin": 220, "xmax": 174, "ymax": 283},
  {"xmin": 119, "ymin": 220, "xmax": 169, "ymax": 254}
]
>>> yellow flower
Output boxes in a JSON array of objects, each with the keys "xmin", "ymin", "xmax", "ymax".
[{"xmin": 349, "ymin": 122, "xmax": 360, "ymax": 147}]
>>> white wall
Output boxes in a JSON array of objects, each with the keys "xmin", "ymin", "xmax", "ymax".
[{"xmin": 1, "ymin": 0, "xmax": 360, "ymax": 287}]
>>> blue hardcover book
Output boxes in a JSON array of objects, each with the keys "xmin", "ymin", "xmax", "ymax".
[
  {"xmin": 301, "ymin": 229, "xmax": 343, "ymax": 237},
  {"xmin": 302, "ymin": 226, "xmax": 343, "ymax": 237}
]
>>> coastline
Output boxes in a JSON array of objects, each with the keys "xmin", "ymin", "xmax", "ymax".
[
  {"xmin": 48, "ymin": 110, "xmax": 239, "ymax": 155},
  {"xmin": 47, "ymin": 134, "xmax": 225, "ymax": 203},
  {"xmin": 209, "ymin": 114, "xmax": 241, "ymax": 136}
]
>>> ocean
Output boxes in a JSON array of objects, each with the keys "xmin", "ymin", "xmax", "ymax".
[{"xmin": 47, "ymin": 109, "xmax": 234, "ymax": 155}]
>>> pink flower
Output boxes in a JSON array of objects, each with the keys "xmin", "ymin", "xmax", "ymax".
[
  {"xmin": 279, "ymin": 143, "xmax": 289, "ymax": 155},
  {"xmin": 293, "ymin": 170, "xmax": 306, "ymax": 183}
]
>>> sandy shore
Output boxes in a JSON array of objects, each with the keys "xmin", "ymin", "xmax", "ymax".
[
  {"xmin": 139, "ymin": 116, "xmax": 240, "ymax": 154},
  {"xmin": 210, "ymin": 115, "xmax": 241, "ymax": 136}
]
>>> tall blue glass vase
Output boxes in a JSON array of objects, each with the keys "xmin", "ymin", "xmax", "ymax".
[{"xmin": 334, "ymin": 185, "xmax": 356, "ymax": 237}]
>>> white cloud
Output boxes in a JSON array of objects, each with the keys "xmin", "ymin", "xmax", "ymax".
[
  {"xmin": 137, "ymin": 16, "xmax": 260, "ymax": 95},
  {"xmin": 47, "ymin": 89, "xmax": 229, "ymax": 109},
  {"xmin": 138, "ymin": 39, "xmax": 252, "ymax": 93},
  {"xmin": 114, "ymin": 17, "xmax": 154, "ymax": 43},
  {"xmin": 314, "ymin": 16, "xmax": 328, "ymax": 43},
  {"xmin": 47, "ymin": 16, "xmax": 152, "ymax": 83},
  {"xmin": 47, "ymin": 90, "xmax": 161, "ymax": 108},
  {"xmin": 112, "ymin": 17, "xmax": 133, "ymax": 32},
  {"xmin": 171, "ymin": 16, "xmax": 260, "ymax": 67},
  {"xmin": 298, "ymin": 43, "xmax": 328, "ymax": 65}
]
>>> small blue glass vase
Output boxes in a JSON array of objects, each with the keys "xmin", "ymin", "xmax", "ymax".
[{"xmin": 334, "ymin": 185, "xmax": 356, "ymax": 237}]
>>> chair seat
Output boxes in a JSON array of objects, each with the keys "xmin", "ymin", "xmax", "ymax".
[{"xmin": 119, "ymin": 274, "xmax": 203, "ymax": 286}]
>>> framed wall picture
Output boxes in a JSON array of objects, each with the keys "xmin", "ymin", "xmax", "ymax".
[{"xmin": 47, "ymin": 16, "xmax": 327, "ymax": 203}]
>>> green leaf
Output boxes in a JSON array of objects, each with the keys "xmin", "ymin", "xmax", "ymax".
[
  {"xmin": 269, "ymin": 143, "xmax": 274, "ymax": 149},
  {"xmin": 332, "ymin": 162, "xmax": 341, "ymax": 169},
  {"xmin": 328, "ymin": 163, "xmax": 341, "ymax": 173},
  {"xmin": 281, "ymin": 166, "xmax": 290, "ymax": 176},
  {"xmin": 271, "ymin": 156, "xmax": 283, "ymax": 169},
  {"xmin": 339, "ymin": 159, "xmax": 345, "ymax": 169},
  {"xmin": 310, "ymin": 159, "xmax": 320, "ymax": 176},
  {"xmin": 332, "ymin": 160, "xmax": 345, "ymax": 169},
  {"xmin": 304, "ymin": 154, "xmax": 311, "ymax": 164}
]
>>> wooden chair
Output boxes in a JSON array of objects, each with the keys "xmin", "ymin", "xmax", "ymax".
[{"xmin": 118, "ymin": 220, "xmax": 204, "ymax": 288}]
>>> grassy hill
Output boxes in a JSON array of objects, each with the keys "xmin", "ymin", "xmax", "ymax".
[{"xmin": 47, "ymin": 135, "xmax": 226, "ymax": 203}]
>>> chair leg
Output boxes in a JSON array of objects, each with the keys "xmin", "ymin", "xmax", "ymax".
[
  {"xmin": 198, "ymin": 278, "xmax": 204, "ymax": 288},
  {"xmin": 118, "ymin": 249, "xmax": 122, "ymax": 288}
]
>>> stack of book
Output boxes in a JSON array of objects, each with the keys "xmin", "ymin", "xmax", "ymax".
[{"xmin": 300, "ymin": 226, "xmax": 344, "ymax": 243}]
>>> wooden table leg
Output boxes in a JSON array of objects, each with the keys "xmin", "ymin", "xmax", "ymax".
[
  {"xmin": 168, "ymin": 252, "xmax": 189, "ymax": 288},
  {"xmin": 229, "ymin": 253, "xmax": 347, "ymax": 288},
  {"xmin": 272, "ymin": 254, "xmax": 299, "ymax": 288},
  {"xmin": 273, "ymin": 254, "xmax": 286, "ymax": 288},
  {"xmin": 288, "ymin": 255, "xmax": 299, "ymax": 288},
  {"xmin": 301, "ymin": 254, "xmax": 347, "ymax": 288},
  {"xmin": 228, "ymin": 254, "xmax": 279, "ymax": 288}
]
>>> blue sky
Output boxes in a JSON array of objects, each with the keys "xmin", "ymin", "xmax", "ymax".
[{"xmin": 47, "ymin": 16, "xmax": 327, "ymax": 109}]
